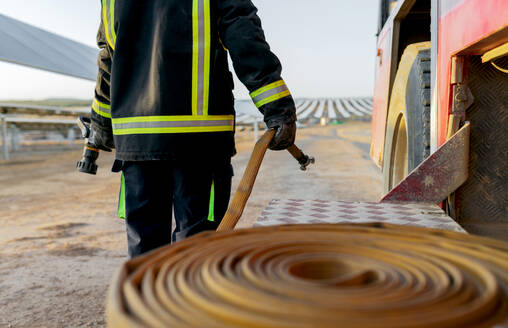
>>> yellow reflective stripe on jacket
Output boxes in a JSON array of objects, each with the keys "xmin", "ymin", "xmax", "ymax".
[
  {"xmin": 112, "ymin": 115, "xmax": 235, "ymax": 135},
  {"xmin": 112, "ymin": 115, "xmax": 234, "ymax": 124},
  {"xmin": 92, "ymin": 98, "xmax": 111, "ymax": 118},
  {"xmin": 250, "ymin": 80, "xmax": 291, "ymax": 108},
  {"xmin": 114, "ymin": 126, "xmax": 234, "ymax": 135},
  {"xmin": 102, "ymin": 0, "xmax": 116, "ymax": 50},
  {"xmin": 192, "ymin": 0, "xmax": 211, "ymax": 116},
  {"xmin": 110, "ymin": 0, "xmax": 116, "ymax": 44}
]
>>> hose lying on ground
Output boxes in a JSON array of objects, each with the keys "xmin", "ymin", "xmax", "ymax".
[{"xmin": 107, "ymin": 223, "xmax": 508, "ymax": 327}]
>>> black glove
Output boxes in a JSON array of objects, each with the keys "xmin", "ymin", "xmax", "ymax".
[
  {"xmin": 90, "ymin": 121, "xmax": 115, "ymax": 151},
  {"xmin": 266, "ymin": 118, "xmax": 296, "ymax": 151}
]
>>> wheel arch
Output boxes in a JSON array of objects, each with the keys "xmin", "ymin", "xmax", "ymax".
[{"xmin": 382, "ymin": 41, "xmax": 431, "ymax": 192}]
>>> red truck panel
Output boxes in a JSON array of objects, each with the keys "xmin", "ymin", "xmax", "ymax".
[
  {"xmin": 371, "ymin": 0, "xmax": 508, "ymax": 167},
  {"xmin": 370, "ymin": 25, "xmax": 393, "ymax": 168},
  {"xmin": 437, "ymin": 0, "xmax": 508, "ymax": 146}
]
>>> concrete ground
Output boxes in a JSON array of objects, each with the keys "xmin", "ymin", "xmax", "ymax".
[{"xmin": 0, "ymin": 122, "xmax": 382, "ymax": 327}]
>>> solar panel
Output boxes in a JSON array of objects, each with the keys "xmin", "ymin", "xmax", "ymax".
[{"xmin": 0, "ymin": 13, "xmax": 98, "ymax": 81}]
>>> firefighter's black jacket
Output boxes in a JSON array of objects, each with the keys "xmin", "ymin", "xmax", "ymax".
[{"xmin": 92, "ymin": 0, "xmax": 296, "ymax": 161}]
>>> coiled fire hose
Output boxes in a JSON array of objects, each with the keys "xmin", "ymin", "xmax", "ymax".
[
  {"xmin": 107, "ymin": 224, "xmax": 508, "ymax": 327},
  {"xmin": 106, "ymin": 131, "xmax": 508, "ymax": 327}
]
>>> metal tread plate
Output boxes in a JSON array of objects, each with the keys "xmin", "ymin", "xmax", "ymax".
[
  {"xmin": 254, "ymin": 199, "xmax": 465, "ymax": 233},
  {"xmin": 458, "ymin": 56, "xmax": 508, "ymax": 240}
]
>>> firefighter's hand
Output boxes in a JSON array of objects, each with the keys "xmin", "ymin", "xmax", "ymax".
[
  {"xmin": 91, "ymin": 122, "xmax": 115, "ymax": 151},
  {"xmin": 266, "ymin": 118, "xmax": 296, "ymax": 151}
]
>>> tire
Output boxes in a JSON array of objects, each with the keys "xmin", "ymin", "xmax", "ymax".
[
  {"xmin": 383, "ymin": 42, "xmax": 431, "ymax": 193},
  {"xmin": 406, "ymin": 49, "xmax": 431, "ymax": 170}
]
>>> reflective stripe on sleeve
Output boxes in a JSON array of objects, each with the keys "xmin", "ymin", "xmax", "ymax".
[
  {"xmin": 112, "ymin": 115, "xmax": 235, "ymax": 135},
  {"xmin": 102, "ymin": 0, "xmax": 116, "ymax": 49},
  {"xmin": 92, "ymin": 98, "xmax": 112, "ymax": 118},
  {"xmin": 250, "ymin": 80, "xmax": 291, "ymax": 108}
]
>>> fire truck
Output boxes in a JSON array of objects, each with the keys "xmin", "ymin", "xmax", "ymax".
[{"xmin": 371, "ymin": 0, "xmax": 508, "ymax": 240}]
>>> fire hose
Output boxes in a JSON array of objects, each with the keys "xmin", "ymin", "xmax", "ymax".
[
  {"xmin": 218, "ymin": 129, "xmax": 313, "ymax": 232},
  {"xmin": 218, "ymin": 129, "xmax": 274, "ymax": 232},
  {"xmin": 107, "ymin": 131, "xmax": 508, "ymax": 327},
  {"xmin": 107, "ymin": 224, "xmax": 508, "ymax": 327}
]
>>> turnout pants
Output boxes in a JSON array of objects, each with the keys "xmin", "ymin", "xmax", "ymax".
[{"xmin": 118, "ymin": 160, "xmax": 233, "ymax": 258}]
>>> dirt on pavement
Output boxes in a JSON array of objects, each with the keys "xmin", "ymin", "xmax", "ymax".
[{"xmin": 0, "ymin": 122, "xmax": 382, "ymax": 327}]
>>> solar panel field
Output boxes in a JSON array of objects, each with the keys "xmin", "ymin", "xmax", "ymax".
[{"xmin": 235, "ymin": 97, "xmax": 372, "ymax": 125}]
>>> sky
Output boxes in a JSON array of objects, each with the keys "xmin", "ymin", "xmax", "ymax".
[{"xmin": 0, "ymin": 0, "xmax": 378, "ymax": 100}]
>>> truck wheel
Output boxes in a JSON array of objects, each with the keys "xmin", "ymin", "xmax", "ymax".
[{"xmin": 383, "ymin": 42, "xmax": 431, "ymax": 192}]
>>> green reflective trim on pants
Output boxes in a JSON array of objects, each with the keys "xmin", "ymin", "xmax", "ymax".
[
  {"xmin": 118, "ymin": 173, "xmax": 126, "ymax": 219},
  {"xmin": 207, "ymin": 180, "xmax": 215, "ymax": 222}
]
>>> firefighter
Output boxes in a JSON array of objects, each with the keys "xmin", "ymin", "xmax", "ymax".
[{"xmin": 91, "ymin": 0, "xmax": 297, "ymax": 258}]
